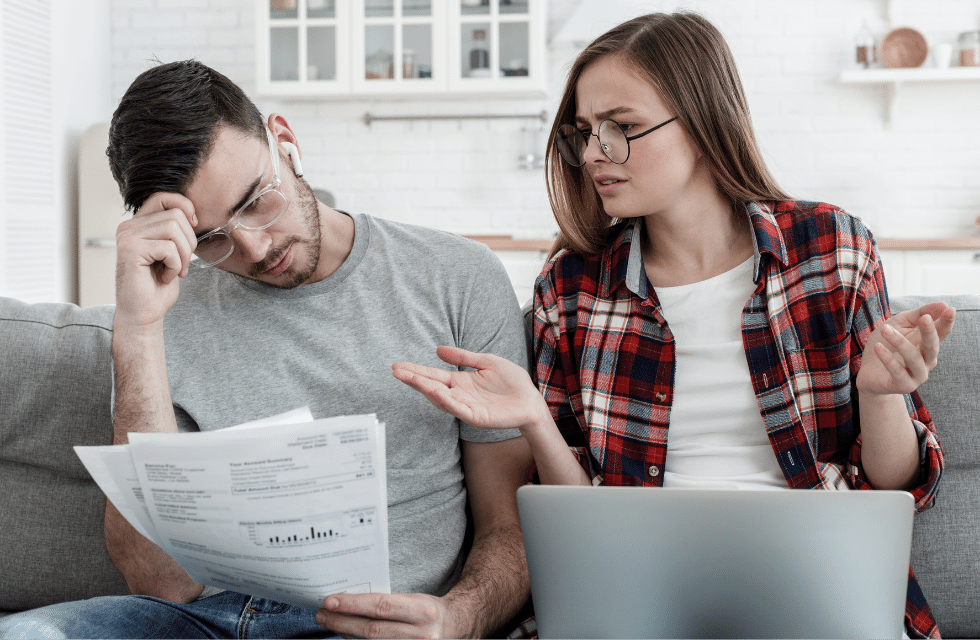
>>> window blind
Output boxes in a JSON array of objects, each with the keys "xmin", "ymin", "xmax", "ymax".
[{"xmin": 1, "ymin": 0, "xmax": 56, "ymax": 302}]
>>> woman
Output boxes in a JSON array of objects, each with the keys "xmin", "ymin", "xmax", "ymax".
[{"xmin": 393, "ymin": 12, "xmax": 954, "ymax": 638}]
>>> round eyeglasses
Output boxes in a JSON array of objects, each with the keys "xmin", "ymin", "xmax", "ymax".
[
  {"xmin": 191, "ymin": 128, "xmax": 290, "ymax": 268},
  {"xmin": 554, "ymin": 117, "xmax": 678, "ymax": 167}
]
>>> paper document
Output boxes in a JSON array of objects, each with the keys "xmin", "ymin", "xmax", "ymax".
[{"xmin": 75, "ymin": 409, "xmax": 390, "ymax": 610}]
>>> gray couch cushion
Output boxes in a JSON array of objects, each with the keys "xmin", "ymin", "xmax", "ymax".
[
  {"xmin": 0, "ymin": 298, "xmax": 129, "ymax": 611},
  {"xmin": 893, "ymin": 295, "xmax": 980, "ymax": 638}
]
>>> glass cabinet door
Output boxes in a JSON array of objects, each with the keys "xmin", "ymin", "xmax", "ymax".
[
  {"xmin": 456, "ymin": 0, "xmax": 533, "ymax": 83},
  {"xmin": 262, "ymin": 0, "xmax": 348, "ymax": 93},
  {"xmin": 258, "ymin": 0, "xmax": 543, "ymax": 96},
  {"xmin": 355, "ymin": 0, "xmax": 438, "ymax": 92}
]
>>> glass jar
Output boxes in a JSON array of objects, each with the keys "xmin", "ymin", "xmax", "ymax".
[
  {"xmin": 855, "ymin": 21, "xmax": 875, "ymax": 68},
  {"xmin": 958, "ymin": 31, "xmax": 980, "ymax": 67}
]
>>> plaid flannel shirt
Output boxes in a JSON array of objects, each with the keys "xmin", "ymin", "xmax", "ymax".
[{"xmin": 531, "ymin": 200, "xmax": 943, "ymax": 639}]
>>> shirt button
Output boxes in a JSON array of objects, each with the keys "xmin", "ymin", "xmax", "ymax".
[
  {"xmin": 655, "ymin": 392, "xmax": 667, "ymax": 402},
  {"xmin": 648, "ymin": 465, "xmax": 660, "ymax": 477}
]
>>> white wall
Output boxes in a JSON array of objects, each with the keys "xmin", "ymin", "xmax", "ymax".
[
  {"xmin": 108, "ymin": 0, "xmax": 980, "ymax": 245},
  {"xmin": 1, "ymin": 0, "xmax": 971, "ymax": 302}
]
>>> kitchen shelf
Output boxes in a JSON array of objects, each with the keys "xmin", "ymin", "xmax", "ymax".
[
  {"xmin": 840, "ymin": 67, "xmax": 980, "ymax": 83},
  {"xmin": 838, "ymin": 67, "xmax": 980, "ymax": 126}
]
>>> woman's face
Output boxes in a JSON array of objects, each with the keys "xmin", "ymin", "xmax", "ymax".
[{"xmin": 572, "ymin": 55, "xmax": 708, "ymax": 220}]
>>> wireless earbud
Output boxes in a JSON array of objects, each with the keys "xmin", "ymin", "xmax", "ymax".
[{"xmin": 280, "ymin": 141, "xmax": 303, "ymax": 177}]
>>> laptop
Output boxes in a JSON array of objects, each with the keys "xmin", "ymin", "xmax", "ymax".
[{"xmin": 517, "ymin": 485, "xmax": 914, "ymax": 639}]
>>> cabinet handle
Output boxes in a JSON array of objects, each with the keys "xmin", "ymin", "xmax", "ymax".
[
  {"xmin": 84, "ymin": 238, "xmax": 116, "ymax": 249},
  {"xmin": 973, "ymin": 252, "xmax": 980, "ymax": 263}
]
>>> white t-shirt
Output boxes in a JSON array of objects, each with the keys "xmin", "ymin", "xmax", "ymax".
[{"xmin": 656, "ymin": 257, "xmax": 787, "ymax": 490}]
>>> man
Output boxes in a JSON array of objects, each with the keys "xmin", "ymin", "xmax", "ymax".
[{"xmin": 0, "ymin": 60, "xmax": 532, "ymax": 639}]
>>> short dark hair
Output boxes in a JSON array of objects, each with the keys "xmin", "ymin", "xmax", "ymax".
[{"xmin": 107, "ymin": 59, "xmax": 266, "ymax": 212}]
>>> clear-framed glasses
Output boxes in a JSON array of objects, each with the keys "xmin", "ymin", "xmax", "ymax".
[
  {"xmin": 191, "ymin": 127, "xmax": 289, "ymax": 268},
  {"xmin": 554, "ymin": 116, "xmax": 678, "ymax": 167}
]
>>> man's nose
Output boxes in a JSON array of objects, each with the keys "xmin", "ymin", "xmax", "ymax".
[{"xmin": 231, "ymin": 226, "xmax": 272, "ymax": 263}]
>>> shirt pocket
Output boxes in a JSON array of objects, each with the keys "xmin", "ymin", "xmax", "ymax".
[{"xmin": 782, "ymin": 337, "xmax": 852, "ymax": 419}]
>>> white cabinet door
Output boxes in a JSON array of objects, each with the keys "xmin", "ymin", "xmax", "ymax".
[
  {"xmin": 258, "ymin": 0, "xmax": 352, "ymax": 96},
  {"xmin": 256, "ymin": 0, "xmax": 546, "ymax": 97},
  {"xmin": 904, "ymin": 250, "xmax": 980, "ymax": 296},
  {"xmin": 351, "ymin": 0, "xmax": 447, "ymax": 94},
  {"xmin": 879, "ymin": 250, "xmax": 908, "ymax": 299},
  {"xmin": 493, "ymin": 249, "xmax": 547, "ymax": 307},
  {"xmin": 447, "ymin": 0, "xmax": 546, "ymax": 95}
]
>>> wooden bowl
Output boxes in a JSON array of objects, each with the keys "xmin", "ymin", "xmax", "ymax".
[{"xmin": 880, "ymin": 27, "xmax": 928, "ymax": 68}]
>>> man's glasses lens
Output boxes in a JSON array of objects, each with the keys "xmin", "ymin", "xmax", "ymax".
[
  {"xmin": 555, "ymin": 120, "xmax": 632, "ymax": 167},
  {"xmin": 191, "ymin": 189, "xmax": 288, "ymax": 267}
]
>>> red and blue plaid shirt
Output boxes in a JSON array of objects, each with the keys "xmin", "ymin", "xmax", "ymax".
[{"xmin": 532, "ymin": 200, "xmax": 943, "ymax": 638}]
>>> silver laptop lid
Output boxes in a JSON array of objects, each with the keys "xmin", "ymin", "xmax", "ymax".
[{"xmin": 517, "ymin": 485, "xmax": 914, "ymax": 639}]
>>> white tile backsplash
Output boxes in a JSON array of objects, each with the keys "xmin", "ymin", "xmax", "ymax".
[{"xmin": 110, "ymin": 0, "xmax": 980, "ymax": 244}]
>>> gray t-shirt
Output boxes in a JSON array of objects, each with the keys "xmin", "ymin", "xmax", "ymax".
[{"xmin": 162, "ymin": 212, "xmax": 527, "ymax": 596}]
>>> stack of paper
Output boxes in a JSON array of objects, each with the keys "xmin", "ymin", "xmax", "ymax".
[{"xmin": 75, "ymin": 409, "xmax": 390, "ymax": 610}]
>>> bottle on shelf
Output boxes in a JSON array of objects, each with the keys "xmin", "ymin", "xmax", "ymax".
[
  {"xmin": 958, "ymin": 31, "xmax": 980, "ymax": 67},
  {"xmin": 469, "ymin": 28, "xmax": 490, "ymax": 78},
  {"xmin": 855, "ymin": 21, "xmax": 876, "ymax": 68}
]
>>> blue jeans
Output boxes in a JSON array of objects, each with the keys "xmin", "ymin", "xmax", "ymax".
[{"xmin": 0, "ymin": 591, "xmax": 338, "ymax": 639}]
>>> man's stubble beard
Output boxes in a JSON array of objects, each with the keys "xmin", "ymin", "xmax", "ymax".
[{"xmin": 250, "ymin": 176, "xmax": 323, "ymax": 290}]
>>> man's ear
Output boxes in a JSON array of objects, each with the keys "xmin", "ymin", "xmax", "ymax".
[
  {"xmin": 280, "ymin": 141, "xmax": 303, "ymax": 176},
  {"xmin": 267, "ymin": 113, "xmax": 303, "ymax": 176}
]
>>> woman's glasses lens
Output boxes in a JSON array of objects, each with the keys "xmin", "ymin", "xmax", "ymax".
[
  {"xmin": 555, "ymin": 121, "xmax": 630, "ymax": 166},
  {"xmin": 597, "ymin": 120, "xmax": 629, "ymax": 164},
  {"xmin": 555, "ymin": 124, "xmax": 586, "ymax": 167}
]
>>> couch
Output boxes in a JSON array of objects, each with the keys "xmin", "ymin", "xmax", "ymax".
[{"xmin": 0, "ymin": 294, "xmax": 978, "ymax": 637}]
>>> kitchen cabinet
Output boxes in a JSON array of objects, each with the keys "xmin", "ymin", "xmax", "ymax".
[
  {"xmin": 879, "ymin": 245, "xmax": 980, "ymax": 298},
  {"xmin": 477, "ymin": 238, "xmax": 980, "ymax": 305},
  {"xmin": 256, "ymin": 0, "xmax": 547, "ymax": 98},
  {"xmin": 493, "ymin": 248, "xmax": 548, "ymax": 305},
  {"xmin": 466, "ymin": 235, "xmax": 550, "ymax": 305}
]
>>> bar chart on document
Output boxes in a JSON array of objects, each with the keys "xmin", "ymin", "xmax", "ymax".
[{"xmin": 242, "ymin": 508, "xmax": 380, "ymax": 548}]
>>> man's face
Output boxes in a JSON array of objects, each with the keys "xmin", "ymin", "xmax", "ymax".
[{"xmin": 184, "ymin": 125, "xmax": 322, "ymax": 289}]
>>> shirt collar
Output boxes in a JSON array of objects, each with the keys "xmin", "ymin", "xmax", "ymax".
[{"xmin": 616, "ymin": 200, "xmax": 790, "ymax": 297}]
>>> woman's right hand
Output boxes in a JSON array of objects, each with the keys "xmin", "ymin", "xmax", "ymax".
[{"xmin": 392, "ymin": 346, "xmax": 551, "ymax": 433}]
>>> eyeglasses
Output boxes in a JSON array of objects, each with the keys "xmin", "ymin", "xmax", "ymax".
[
  {"xmin": 191, "ymin": 128, "xmax": 289, "ymax": 268},
  {"xmin": 554, "ymin": 116, "xmax": 678, "ymax": 167}
]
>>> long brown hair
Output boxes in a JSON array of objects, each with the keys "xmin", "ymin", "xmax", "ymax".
[{"xmin": 546, "ymin": 12, "xmax": 790, "ymax": 258}]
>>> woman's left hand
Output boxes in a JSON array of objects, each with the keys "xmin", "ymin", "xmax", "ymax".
[{"xmin": 856, "ymin": 301, "xmax": 956, "ymax": 396}]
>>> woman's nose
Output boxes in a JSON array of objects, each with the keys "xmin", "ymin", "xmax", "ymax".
[{"xmin": 582, "ymin": 132, "xmax": 608, "ymax": 163}]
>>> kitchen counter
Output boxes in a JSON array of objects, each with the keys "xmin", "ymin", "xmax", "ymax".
[
  {"xmin": 464, "ymin": 236, "xmax": 980, "ymax": 301},
  {"xmin": 878, "ymin": 238, "xmax": 980, "ymax": 250},
  {"xmin": 464, "ymin": 235, "xmax": 554, "ymax": 252},
  {"xmin": 466, "ymin": 236, "xmax": 980, "ymax": 252}
]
